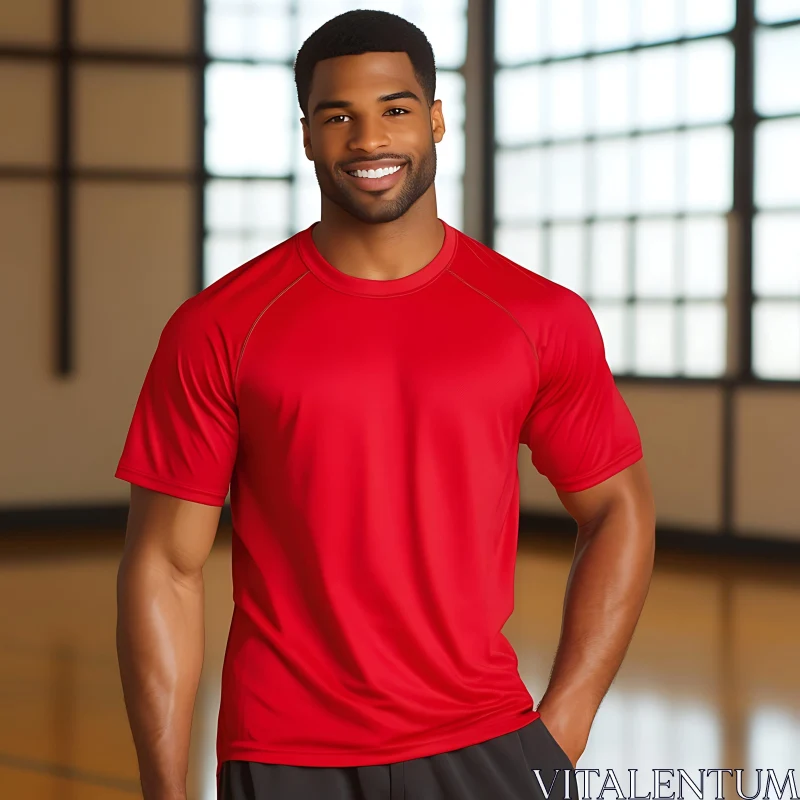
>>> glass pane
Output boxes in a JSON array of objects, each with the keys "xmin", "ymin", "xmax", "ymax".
[
  {"xmin": 437, "ymin": 126, "xmax": 465, "ymax": 178},
  {"xmin": 753, "ymin": 301, "xmax": 800, "ymax": 379},
  {"xmin": 496, "ymin": 148, "xmax": 543, "ymax": 222},
  {"xmin": 206, "ymin": 63, "xmax": 294, "ymax": 176},
  {"xmin": 682, "ymin": 38, "xmax": 735, "ymax": 125},
  {"xmin": 547, "ymin": 142, "xmax": 587, "ymax": 219},
  {"xmin": 251, "ymin": 10, "xmax": 294, "ymax": 60},
  {"xmin": 635, "ymin": 302, "xmax": 678, "ymax": 375},
  {"xmin": 754, "ymin": 212, "xmax": 800, "ymax": 296},
  {"xmin": 683, "ymin": 127, "xmax": 733, "ymax": 212},
  {"xmin": 206, "ymin": 179, "xmax": 245, "ymax": 230},
  {"xmin": 590, "ymin": 221, "xmax": 629, "ymax": 298},
  {"xmin": 544, "ymin": 60, "xmax": 587, "ymax": 140},
  {"xmin": 683, "ymin": 302, "xmax": 727, "ymax": 376},
  {"xmin": 635, "ymin": 218, "xmax": 678, "ymax": 298},
  {"xmin": 435, "ymin": 175, "xmax": 463, "ymax": 230},
  {"xmin": 757, "ymin": 0, "xmax": 800, "ymax": 23},
  {"xmin": 416, "ymin": 8, "xmax": 467, "ymax": 70},
  {"xmin": 635, "ymin": 45, "xmax": 679, "ymax": 130},
  {"xmin": 748, "ymin": 707, "xmax": 800, "ymax": 776},
  {"xmin": 550, "ymin": 223, "xmax": 585, "ymax": 294},
  {"xmin": 590, "ymin": 0, "xmax": 635, "ymax": 51},
  {"xmin": 637, "ymin": 0, "xmax": 681, "ymax": 44},
  {"xmin": 294, "ymin": 173, "xmax": 320, "ymax": 232},
  {"xmin": 439, "ymin": 70, "xmax": 468, "ymax": 121},
  {"xmin": 592, "ymin": 139, "xmax": 632, "ymax": 217},
  {"xmin": 684, "ymin": 0, "xmax": 736, "ymax": 36},
  {"xmin": 755, "ymin": 118, "xmax": 800, "ymax": 208},
  {"xmin": 244, "ymin": 231, "xmax": 284, "ymax": 261},
  {"xmin": 544, "ymin": 0, "xmax": 588, "ymax": 58},
  {"xmin": 496, "ymin": 0, "xmax": 544, "ymax": 65},
  {"xmin": 756, "ymin": 26, "xmax": 800, "ymax": 117},
  {"xmin": 205, "ymin": 10, "xmax": 247, "ymax": 59},
  {"xmin": 590, "ymin": 301, "xmax": 629, "ymax": 373},
  {"xmin": 436, "ymin": 71, "xmax": 466, "ymax": 175},
  {"xmin": 205, "ymin": 234, "xmax": 248, "ymax": 286},
  {"xmin": 206, "ymin": 6, "xmax": 293, "ymax": 61},
  {"xmin": 635, "ymin": 132, "xmax": 679, "ymax": 214},
  {"xmin": 589, "ymin": 52, "xmax": 632, "ymax": 134},
  {"xmin": 206, "ymin": 179, "xmax": 292, "ymax": 231},
  {"xmin": 683, "ymin": 216, "xmax": 728, "ymax": 299},
  {"xmin": 494, "ymin": 225, "xmax": 543, "ymax": 274},
  {"xmin": 496, "ymin": 67, "xmax": 543, "ymax": 146}
]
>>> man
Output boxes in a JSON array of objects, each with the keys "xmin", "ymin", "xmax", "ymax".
[{"xmin": 115, "ymin": 9, "xmax": 656, "ymax": 800}]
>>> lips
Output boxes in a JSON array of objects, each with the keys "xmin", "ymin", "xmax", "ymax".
[{"xmin": 343, "ymin": 162, "xmax": 408, "ymax": 192}]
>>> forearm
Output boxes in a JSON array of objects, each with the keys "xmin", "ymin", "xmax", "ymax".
[
  {"xmin": 116, "ymin": 554, "xmax": 205, "ymax": 800},
  {"xmin": 539, "ymin": 500, "xmax": 655, "ymax": 726}
]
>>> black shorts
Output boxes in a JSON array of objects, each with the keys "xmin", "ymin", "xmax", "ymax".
[{"xmin": 217, "ymin": 717, "xmax": 581, "ymax": 799}]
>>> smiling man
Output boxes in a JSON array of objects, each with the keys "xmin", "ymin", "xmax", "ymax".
[{"xmin": 115, "ymin": 9, "xmax": 656, "ymax": 800}]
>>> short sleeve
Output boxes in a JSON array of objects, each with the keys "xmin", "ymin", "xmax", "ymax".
[
  {"xmin": 519, "ymin": 292, "xmax": 643, "ymax": 493},
  {"xmin": 115, "ymin": 302, "xmax": 239, "ymax": 506}
]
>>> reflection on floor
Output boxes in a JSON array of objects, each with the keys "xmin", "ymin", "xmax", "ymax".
[{"xmin": 0, "ymin": 528, "xmax": 798, "ymax": 799}]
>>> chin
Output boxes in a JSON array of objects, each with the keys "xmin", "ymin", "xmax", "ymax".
[
  {"xmin": 330, "ymin": 192, "xmax": 408, "ymax": 225},
  {"xmin": 351, "ymin": 206, "xmax": 407, "ymax": 224}
]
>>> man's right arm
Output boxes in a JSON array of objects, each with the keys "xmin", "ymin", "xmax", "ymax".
[{"xmin": 116, "ymin": 484, "xmax": 222, "ymax": 800}]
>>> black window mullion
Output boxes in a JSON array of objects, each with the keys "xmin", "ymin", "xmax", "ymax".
[
  {"xmin": 194, "ymin": 0, "xmax": 208, "ymax": 296},
  {"xmin": 481, "ymin": 0, "xmax": 496, "ymax": 248},
  {"xmin": 732, "ymin": 0, "xmax": 757, "ymax": 380},
  {"xmin": 56, "ymin": 0, "xmax": 73, "ymax": 376}
]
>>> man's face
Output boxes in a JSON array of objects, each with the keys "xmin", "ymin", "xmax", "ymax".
[{"xmin": 301, "ymin": 51, "xmax": 445, "ymax": 224}]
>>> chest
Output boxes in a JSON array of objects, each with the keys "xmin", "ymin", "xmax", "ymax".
[{"xmin": 235, "ymin": 282, "xmax": 537, "ymax": 449}]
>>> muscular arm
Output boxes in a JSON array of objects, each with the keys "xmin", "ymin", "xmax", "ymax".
[
  {"xmin": 536, "ymin": 458, "xmax": 656, "ymax": 765},
  {"xmin": 116, "ymin": 485, "xmax": 222, "ymax": 800}
]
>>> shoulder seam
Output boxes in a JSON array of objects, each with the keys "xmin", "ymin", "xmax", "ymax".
[{"xmin": 232, "ymin": 270, "xmax": 310, "ymax": 403}]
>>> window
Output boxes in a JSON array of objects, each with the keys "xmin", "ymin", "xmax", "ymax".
[
  {"xmin": 203, "ymin": 0, "xmax": 468, "ymax": 287},
  {"xmin": 752, "ymin": 0, "xmax": 800, "ymax": 379},
  {"xmin": 494, "ymin": 0, "xmax": 737, "ymax": 377}
]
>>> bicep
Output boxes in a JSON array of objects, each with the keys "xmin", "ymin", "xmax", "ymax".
[
  {"xmin": 122, "ymin": 484, "xmax": 222, "ymax": 576},
  {"xmin": 556, "ymin": 458, "xmax": 655, "ymax": 529}
]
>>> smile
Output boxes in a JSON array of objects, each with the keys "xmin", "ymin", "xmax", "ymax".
[{"xmin": 343, "ymin": 163, "xmax": 407, "ymax": 192}]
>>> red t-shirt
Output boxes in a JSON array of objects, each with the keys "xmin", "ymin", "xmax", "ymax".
[{"xmin": 115, "ymin": 219, "xmax": 643, "ymax": 774}]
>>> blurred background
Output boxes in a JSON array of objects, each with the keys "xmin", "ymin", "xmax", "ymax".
[{"xmin": 0, "ymin": 0, "xmax": 799, "ymax": 797}]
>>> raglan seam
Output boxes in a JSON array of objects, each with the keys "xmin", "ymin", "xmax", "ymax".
[
  {"xmin": 455, "ymin": 236, "xmax": 541, "ymax": 370},
  {"xmin": 232, "ymin": 270, "xmax": 310, "ymax": 403}
]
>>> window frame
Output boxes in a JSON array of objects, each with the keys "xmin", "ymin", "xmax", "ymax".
[{"xmin": 487, "ymin": 0, "xmax": 800, "ymax": 387}]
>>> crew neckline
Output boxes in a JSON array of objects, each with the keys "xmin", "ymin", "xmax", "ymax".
[{"xmin": 296, "ymin": 218, "xmax": 457, "ymax": 297}]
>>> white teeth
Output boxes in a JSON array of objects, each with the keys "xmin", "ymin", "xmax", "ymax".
[{"xmin": 349, "ymin": 165, "xmax": 402, "ymax": 179}]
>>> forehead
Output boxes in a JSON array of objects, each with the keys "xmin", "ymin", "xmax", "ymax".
[{"xmin": 308, "ymin": 51, "xmax": 421, "ymax": 99}]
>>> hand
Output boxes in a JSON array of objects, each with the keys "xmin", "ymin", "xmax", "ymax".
[{"xmin": 536, "ymin": 702, "xmax": 592, "ymax": 768}]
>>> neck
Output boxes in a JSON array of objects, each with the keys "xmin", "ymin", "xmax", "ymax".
[{"xmin": 312, "ymin": 189, "xmax": 444, "ymax": 281}]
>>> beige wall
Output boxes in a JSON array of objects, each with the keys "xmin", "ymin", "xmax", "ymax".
[
  {"xmin": 0, "ymin": 0, "xmax": 196, "ymax": 505},
  {"xmin": 1, "ymin": 1, "xmax": 798, "ymax": 543}
]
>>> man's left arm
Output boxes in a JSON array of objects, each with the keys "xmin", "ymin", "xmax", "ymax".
[{"xmin": 535, "ymin": 457, "xmax": 656, "ymax": 766}]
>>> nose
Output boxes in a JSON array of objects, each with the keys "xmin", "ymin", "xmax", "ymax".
[{"xmin": 347, "ymin": 114, "xmax": 391, "ymax": 153}]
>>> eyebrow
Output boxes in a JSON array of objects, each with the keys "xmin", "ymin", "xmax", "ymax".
[{"xmin": 312, "ymin": 90, "xmax": 423, "ymax": 116}]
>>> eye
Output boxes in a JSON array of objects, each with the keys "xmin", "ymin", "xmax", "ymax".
[
  {"xmin": 386, "ymin": 108, "xmax": 409, "ymax": 116},
  {"xmin": 325, "ymin": 114, "xmax": 351, "ymax": 124}
]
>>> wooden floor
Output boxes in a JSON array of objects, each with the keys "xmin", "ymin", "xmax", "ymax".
[{"xmin": 1, "ymin": 528, "xmax": 798, "ymax": 799}]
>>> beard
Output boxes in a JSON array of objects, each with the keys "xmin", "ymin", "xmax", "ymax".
[{"xmin": 315, "ymin": 138, "xmax": 437, "ymax": 224}]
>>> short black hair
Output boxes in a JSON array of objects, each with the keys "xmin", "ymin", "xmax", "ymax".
[{"xmin": 294, "ymin": 9, "xmax": 437, "ymax": 119}]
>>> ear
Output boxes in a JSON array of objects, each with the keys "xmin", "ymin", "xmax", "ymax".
[
  {"xmin": 300, "ymin": 117, "xmax": 313, "ymax": 160},
  {"xmin": 430, "ymin": 99, "xmax": 445, "ymax": 144}
]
